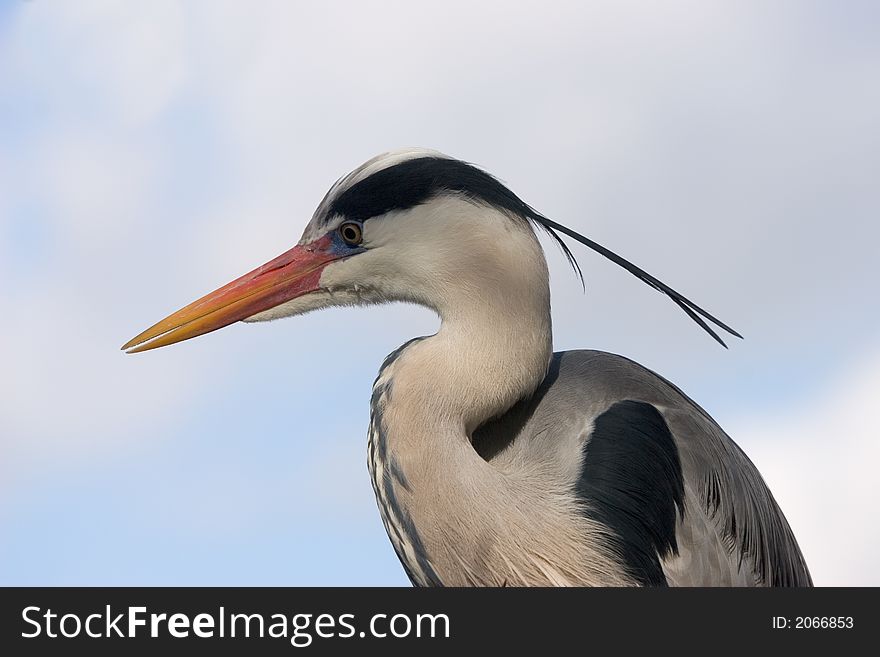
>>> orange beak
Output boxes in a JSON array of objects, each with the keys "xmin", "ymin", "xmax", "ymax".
[{"xmin": 122, "ymin": 235, "xmax": 339, "ymax": 354}]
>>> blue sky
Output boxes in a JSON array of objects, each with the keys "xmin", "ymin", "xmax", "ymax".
[{"xmin": 1, "ymin": 1, "xmax": 878, "ymax": 585}]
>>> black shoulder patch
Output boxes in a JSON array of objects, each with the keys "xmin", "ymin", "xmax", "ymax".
[
  {"xmin": 577, "ymin": 400, "xmax": 685, "ymax": 586},
  {"xmin": 328, "ymin": 157, "xmax": 533, "ymax": 224}
]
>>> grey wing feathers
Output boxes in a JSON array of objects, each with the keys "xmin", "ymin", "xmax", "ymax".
[
  {"xmin": 658, "ymin": 399, "xmax": 813, "ymax": 586},
  {"xmin": 549, "ymin": 351, "xmax": 812, "ymax": 587}
]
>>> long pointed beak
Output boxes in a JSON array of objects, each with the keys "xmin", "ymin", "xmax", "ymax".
[{"xmin": 122, "ymin": 235, "xmax": 338, "ymax": 354}]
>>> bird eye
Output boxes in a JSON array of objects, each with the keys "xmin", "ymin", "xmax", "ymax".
[{"xmin": 339, "ymin": 222, "xmax": 363, "ymax": 246}]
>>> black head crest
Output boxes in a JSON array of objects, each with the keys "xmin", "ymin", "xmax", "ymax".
[{"xmin": 330, "ymin": 155, "xmax": 742, "ymax": 347}]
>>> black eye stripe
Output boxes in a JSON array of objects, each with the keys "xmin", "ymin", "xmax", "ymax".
[{"xmin": 326, "ymin": 157, "xmax": 533, "ymax": 224}]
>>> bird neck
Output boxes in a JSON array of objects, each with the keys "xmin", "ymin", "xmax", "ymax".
[
  {"xmin": 373, "ymin": 200, "xmax": 555, "ymax": 432},
  {"xmin": 409, "ymin": 265, "xmax": 553, "ymax": 432},
  {"xmin": 368, "ymin": 271, "xmax": 554, "ymax": 585}
]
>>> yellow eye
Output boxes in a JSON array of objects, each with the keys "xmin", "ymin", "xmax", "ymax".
[{"xmin": 339, "ymin": 222, "xmax": 363, "ymax": 246}]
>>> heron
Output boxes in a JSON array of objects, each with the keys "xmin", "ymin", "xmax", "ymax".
[{"xmin": 123, "ymin": 148, "xmax": 812, "ymax": 587}]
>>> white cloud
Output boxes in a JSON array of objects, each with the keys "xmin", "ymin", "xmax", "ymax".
[
  {"xmin": 25, "ymin": 130, "xmax": 160, "ymax": 248},
  {"xmin": 730, "ymin": 346, "xmax": 880, "ymax": 586},
  {"xmin": 0, "ymin": 286, "xmax": 201, "ymax": 478},
  {"xmin": 9, "ymin": 0, "xmax": 187, "ymax": 125}
]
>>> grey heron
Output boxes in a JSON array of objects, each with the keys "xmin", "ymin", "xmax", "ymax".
[{"xmin": 123, "ymin": 148, "xmax": 812, "ymax": 587}]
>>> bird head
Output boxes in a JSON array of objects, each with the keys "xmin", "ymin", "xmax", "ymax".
[
  {"xmin": 123, "ymin": 148, "xmax": 740, "ymax": 354},
  {"xmin": 122, "ymin": 149, "xmax": 553, "ymax": 353}
]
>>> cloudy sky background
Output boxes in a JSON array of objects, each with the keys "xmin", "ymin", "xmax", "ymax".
[{"xmin": 1, "ymin": 1, "xmax": 877, "ymax": 585}]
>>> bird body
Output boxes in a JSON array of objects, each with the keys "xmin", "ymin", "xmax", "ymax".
[
  {"xmin": 124, "ymin": 148, "xmax": 812, "ymax": 587},
  {"xmin": 372, "ymin": 344, "xmax": 810, "ymax": 586}
]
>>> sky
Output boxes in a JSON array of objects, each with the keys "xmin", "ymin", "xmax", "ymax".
[{"xmin": 0, "ymin": 1, "xmax": 878, "ymax": 586}]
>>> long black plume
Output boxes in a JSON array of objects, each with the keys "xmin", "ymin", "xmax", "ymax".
[
  {"xmin": 529, "ymin": 214, "xmax": 743, "ymax": 348},
  {"xmin": 324, "ymin": 155, "xmax": 741, "ymax": 348}
]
